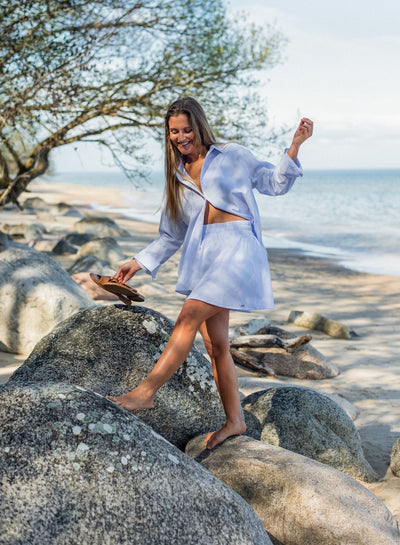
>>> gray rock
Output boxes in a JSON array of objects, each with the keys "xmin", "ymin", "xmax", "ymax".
[
  {"xmin": 65, "ymin": 232, "xmax": 93, "ymax": 246},
  {"xmin": 76, "ymin": 237, "xmax": 126, "ymax": 263},
  {"xmin": 0, "ymin": 247, "xmax": 94, "ymax": 354},
  {"xmin": 0, "ymin": 231, "xmax": 9, "ymax": 251},
  {"xmin": 50, "ymin": 202, "xmax": 82, "ymax": 217},
  {"xmin": 9, "ymin": 305, "xmax": 228, "ymax": 449},
  {"xmin": 52, "ymin": 239, "xmax": 78, "ymax": 255},
  {"xmin": 67, "ymin": 254, "xmax": 113, "ymax": 275},
  {"xmin": 7, "ymin": 222, "xmax": 46, "ymax": 243},
  {"xmin": 390, "ymin": 437, "xmax": 400, "ymax": 477},
  {"xmin": 186, "ymin": 435, "xmax": 400, "ymax": 545},
  {"xmin": 241, "ymin": 386, "xmax": 378, "ymax": 482},
  {"xmin": 73, "ymin": 216, "xmax": 130, "ymax": 238},
  {"xmin": 32, "ymin": 240, "xmax": 58, "ymax": 253},
  {"xmin": 22, "ymin": 196, "xmax": 50, "ymax": 212},
  {"xmin": 0, "ymin": 382, "xmax": 271, "ymax": 545},
  {"xmin": 288, "ymin": 310, "xmax": 354, "ymax": 339}
]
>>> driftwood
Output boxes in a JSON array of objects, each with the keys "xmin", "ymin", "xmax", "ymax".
[
  {"xmin": 230, "ymin": 328, "xmax": 339, "ymax": 380},
  {"xmin": 230, "ymin": 334, "xmax": 312, "ymax": 353},
  {"xmin": 230, "ymin": 348, "xmax": 277, "ymax": 377}
]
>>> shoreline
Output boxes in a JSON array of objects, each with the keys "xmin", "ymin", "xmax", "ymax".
[
  {"xmin": 38, "ymin": 176, "xmax": 400, "ymax": 279},
  {"xmin": 1, "ymin": 179, "xmax": 400, "ymax": 518}
]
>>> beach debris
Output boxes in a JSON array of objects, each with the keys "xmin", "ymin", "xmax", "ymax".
[
  {"xmin": 0, "ymin": 246, "xmax": 94, "ymax": 354},
  {"xmin": 73, "ymin": 215, "xmax": 131, "ymax": 238},
  {"xmin": 230, "ymin": 327, "xmax": 338, "ymax": 380},
  {"xmin": 186, "ymin": 434, "xmax": 399, "ymax": 545},
  {"xmin": 9, "ymin": 305, "xmax": 233, "ymax": 450},
  {"xmin": 76, "ymin": 237, "xmax": 126, "ymax": 263},
  {"xmin": 0, "ymin": 382, "xmax": 269, "ymax": 545},
  {"xmin": 390, "ymin": 438, "xmax": 400, "ymax": 477},
  {"xmin": 241, "ymin": 386, "xmax": 378, "ymax": 482},
  {"xmin": 288, "ymin": 310, "xmax": 355, "ymax": 339}
]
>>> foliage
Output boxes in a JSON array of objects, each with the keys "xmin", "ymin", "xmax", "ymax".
[{"xmin": 0, "ymin": 0, "xmax": 285, "ymax": 207}]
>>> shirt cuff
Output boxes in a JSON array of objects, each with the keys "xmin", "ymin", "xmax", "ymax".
[
  {"xmin": 283, "ymin": 148, "xmax": 303, "ymax": 174},
  {"xmin": 134, "ymin": 256, "xmax": 152, "ymax": 275}
]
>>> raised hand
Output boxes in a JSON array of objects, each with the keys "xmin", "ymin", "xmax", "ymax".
[{"xmin": 287, "ymin": 117, "xmax": 313, "ymax": 162}]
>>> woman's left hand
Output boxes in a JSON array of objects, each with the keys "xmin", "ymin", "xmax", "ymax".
[
  {"xmin": 292, "ymin": 117, "xmax": 314, "ymax": 147},
  {"xmin": 287, "ymin": 118, "xmax": 313, "ymax": 162}
]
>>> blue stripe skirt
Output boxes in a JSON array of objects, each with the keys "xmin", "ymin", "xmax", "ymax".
[{"xmin": 184, "ymin": 220, "xmax": 274, "ymax": 312}]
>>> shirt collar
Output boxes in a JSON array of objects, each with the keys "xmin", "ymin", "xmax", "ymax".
[{"xmin": 208, "ymin": 144, "xmax": 226, "ymax": 154}]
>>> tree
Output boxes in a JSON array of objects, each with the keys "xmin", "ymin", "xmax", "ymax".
[{"xmin": 0, "ymin": 0, "xmax": 284, "ymax": 208}]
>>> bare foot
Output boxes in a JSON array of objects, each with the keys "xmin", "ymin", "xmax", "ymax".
[
  {"xmin": 106, "ymin": 388, "xmax": 154, "ymax": 411},
  {"xmin": 206, "ymin": 420, "xmax": 246, "ymax": 450}
]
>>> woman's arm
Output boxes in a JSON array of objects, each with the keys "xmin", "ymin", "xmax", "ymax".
[
  {"xmin": 113, "ymin": 205, "xmax": 188, "ymax": 283},
  {"xmin": 287, "ymin": 118, "xmax": 314, "ymax": 163}
]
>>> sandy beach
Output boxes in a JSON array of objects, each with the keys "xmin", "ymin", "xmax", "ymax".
[{"xmin": 1, "ymin": 179, "xmax": 399, "ymax": 518}]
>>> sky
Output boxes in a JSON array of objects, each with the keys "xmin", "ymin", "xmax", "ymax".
[{"xmin": 54, "ymin": 0, "xmax": 400, "ymax": 172}]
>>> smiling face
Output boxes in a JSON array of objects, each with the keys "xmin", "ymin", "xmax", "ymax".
[{"xmin": 168, "ymin": 113, "xmax": 200, "ymax": 158}]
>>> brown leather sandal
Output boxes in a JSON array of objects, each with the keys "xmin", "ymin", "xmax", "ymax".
[{"xmin": 89, "ymin": 273, "xmax": 145, "ymax": 306}]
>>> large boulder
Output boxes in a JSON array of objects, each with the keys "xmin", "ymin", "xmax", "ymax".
[
  {"xmin": 242, "ymin": 386, "xmax": 377, "ymax": 482},
  {"xmin": 0, "ymin": 247, "xmax": 94, "ymax": 354},
  {"xmin": 186, "ymin": 435, "xmax": 400, "ymax": 545},
  {"xmin": 0, "ymin": 382, "xmax": 271, "ymax": 545},
  {"xmin": 73, "ymin": 216, "xmax": 131, "ymax": 238},
  {"xmin": 9, "ymin": 305, "xmax": 239, "ymax": 449}
]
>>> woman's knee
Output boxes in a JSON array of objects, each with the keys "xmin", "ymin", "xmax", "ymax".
[
  {"xmin": 204, "ymin": 337, "xmax": 230, "ymax": 360},
  {"xmin": 175, "ymin": 306, "xmax": 202, "ymax": 331}
]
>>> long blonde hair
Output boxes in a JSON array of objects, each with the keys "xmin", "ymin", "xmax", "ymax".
[{"xmin": 164, "ymin": 97, "xmax": 217, "ymax": 223}]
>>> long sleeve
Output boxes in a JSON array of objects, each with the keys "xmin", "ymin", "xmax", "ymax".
[
  {"xmin": 251, "ymin": 149, "xmax": 303, "ymax": 196},
  {"xmin": 135, "ymin": 204, "xmax": 188, "ymax": 280}
]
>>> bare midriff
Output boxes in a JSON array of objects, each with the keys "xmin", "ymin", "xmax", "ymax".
[{"xmin": 204, "ymin": 201, "xmax": 246, "ymax": 224}]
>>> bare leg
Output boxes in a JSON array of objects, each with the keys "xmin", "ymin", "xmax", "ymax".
[
  {"xmin": 107, "ymin": 299, "xmax": 222, "ymax": 410},
  {"xmin": 199, "ymin": 311, "xmax": 246, "ymax": 449}
]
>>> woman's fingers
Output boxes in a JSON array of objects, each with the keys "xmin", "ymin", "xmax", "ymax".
[{"xmin": 299, "ymin": 118, "xmax": 314, "ymax": 137}]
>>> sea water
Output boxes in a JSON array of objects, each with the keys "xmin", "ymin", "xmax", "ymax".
[{"xmin": 43, "ymin": 169, "xmax": 400, "ymax": 277}]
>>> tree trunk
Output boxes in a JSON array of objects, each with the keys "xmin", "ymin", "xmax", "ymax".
[{"xmin": 0, "ymin": 147, "xmax": 50, "ymax": 208}]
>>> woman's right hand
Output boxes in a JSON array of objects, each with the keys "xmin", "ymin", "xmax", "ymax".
[{"xmin": 112, "ymin": 259, "xmax": 142, "ymax": 284}]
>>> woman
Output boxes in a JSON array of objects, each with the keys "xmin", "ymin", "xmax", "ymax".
[{"xmin": 108, "ymin": 97, "xmax": 313, "ymax": 449}]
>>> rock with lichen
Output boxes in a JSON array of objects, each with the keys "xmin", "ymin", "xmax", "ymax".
[
  {"xmin": 0, "ymin": 382, "xmax": 271, "ymax": 545},
  {"xmin": 241, "ymin": 386, "xmax": 378, "ymax": 482},
  {"xmin": 9, "ymin": 305, "xmax": 258, "ymax": 449}
]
